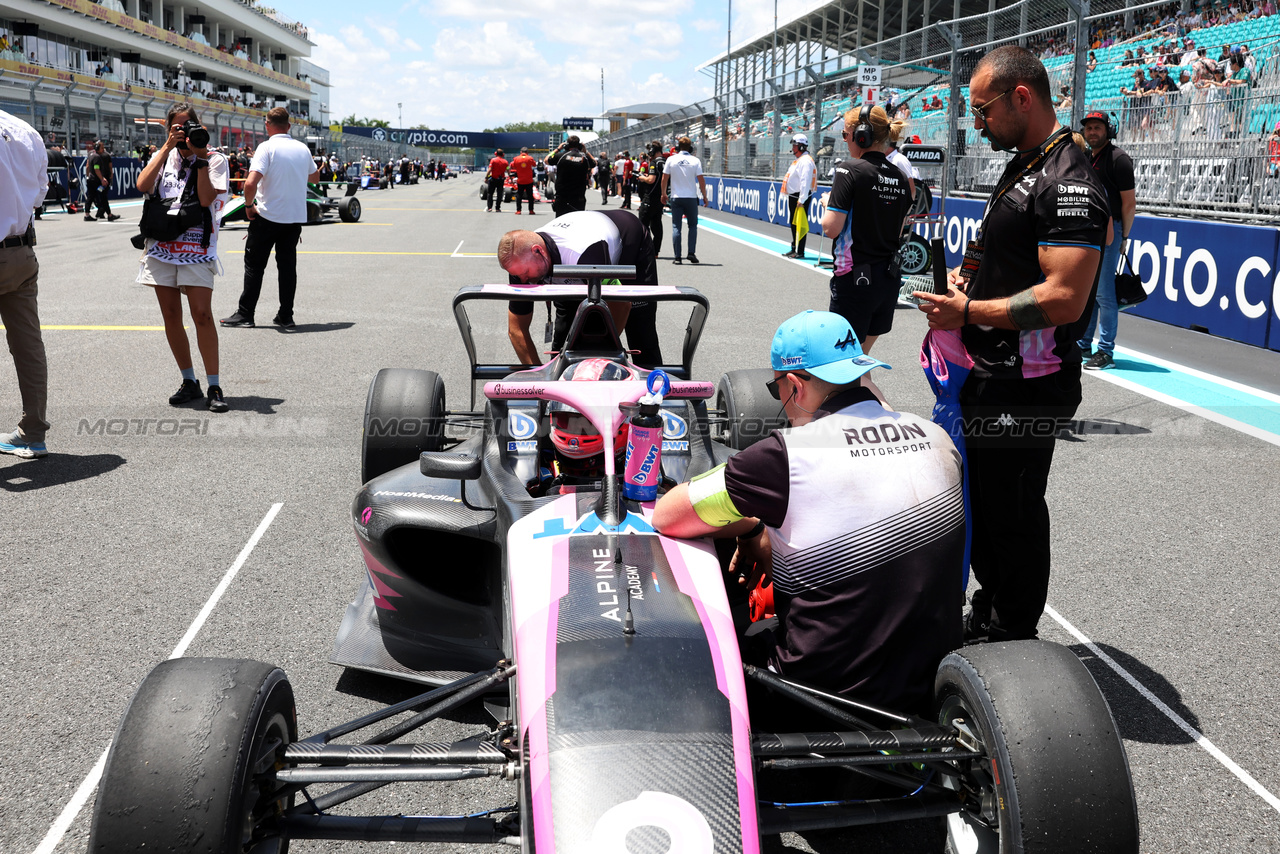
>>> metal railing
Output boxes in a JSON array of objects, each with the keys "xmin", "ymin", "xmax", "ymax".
[{"xmin": 598, "ymin": 0, "xmax": 1280, "ymax": 223}]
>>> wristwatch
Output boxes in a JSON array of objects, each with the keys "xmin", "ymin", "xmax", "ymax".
[
  {"xmin": 737, "ymin": 520, "xmax": 766, "ymax": 542},
  {"xmin": 190, "ymin": 158, "xmax": 209, "ymax": 171}
]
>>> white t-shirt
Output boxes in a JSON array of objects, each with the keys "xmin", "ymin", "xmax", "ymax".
[
  {"xmin": 664, "ymin": 151, "xmax": 703, "ymax": 199},
  {"xmin": 249, "ymin": 132, "xmax": 315, "ymax": 223},
  {"xmin": 0, "ymin": 109, "xmax": 47, "ymax": 239},
  {"xmin": 614, "ymin": 157, "xmax": 625, "ymax": 179},
  {"xmin": 144, "ymin": 148, "xmax": 229, "ymax": 266},
  {"xmin": 783, "ymin": 152, "xmax": 816, "ymax": 200},
  {"xmin": 886, "ymin": 147, "xmax": 919, "ymax": 182}
]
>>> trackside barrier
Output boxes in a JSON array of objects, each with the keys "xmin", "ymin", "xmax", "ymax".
[{"xmin": 703, "ymin": 175, "xmax": 1280, "ymax": 351}]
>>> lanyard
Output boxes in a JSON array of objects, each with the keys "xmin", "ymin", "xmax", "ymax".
[{"xmin": 977, "ymin": 127, "xmax": 1072, "ymax": 245}]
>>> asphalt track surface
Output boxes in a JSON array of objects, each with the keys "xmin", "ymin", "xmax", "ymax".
[{"xmin": 4, "ymin": 177, "xmax": 1279, "ymax": 854}]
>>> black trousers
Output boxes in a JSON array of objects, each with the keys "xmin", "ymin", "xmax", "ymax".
[
  {"xmin": 515, "ymin": 183, "xmax": 535, "ymax": 213},
  {"xmin": 90, "ymin": 182, "xmax": 113, "ymax": 216},
  {"xmin": 960, "ymin": 365, "xmax": 1082, "ymax": 641},
  {"xmin": 621, "ymin": 179, "xmax": 632, "ymax": 209},
  {"xmin": 787, "ymin": 193, "xmax": 806, "ymax": 254},
  {"xmin": 638, "ymin": 195, "xmax": 664, "ymax": 257},
  {"xmin": 552, "ymin": 193, "xmax": 586, "ymax": 217},
  {"xmin": 486, "ymin": 176, "xmax": 504, "ymax": 210},
  {"xmin": 237, "ymin": 215, "xmax": 303, "ymax": 322}
]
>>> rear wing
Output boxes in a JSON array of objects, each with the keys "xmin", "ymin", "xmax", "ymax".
[{"xmin": 452, "ymin": 281, "xmax": 710, "ymax": 407}]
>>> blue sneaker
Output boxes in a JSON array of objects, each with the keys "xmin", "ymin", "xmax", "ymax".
[{"xmin": 0, "ymin": 430, "xmax": 48, "ymax": 458}]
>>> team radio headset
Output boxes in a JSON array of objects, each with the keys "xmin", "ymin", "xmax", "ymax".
[{"xmin": 958, "ymin": 121, "xmax": 1075, "ymax": 322}]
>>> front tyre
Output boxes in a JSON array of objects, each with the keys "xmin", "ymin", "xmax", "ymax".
[
  {"xmin": 361, "ymin": 368, "xmax": 446, "ymax": 484},
  {"xmin": 716, "ymin": 369, "xmax": 787, "ymax": 450},
  {"xmin": 935, "ymin": 641, "xmax": 1139, "ymax": 854},
  {"xmin": 338, "ymin": 195, "xmax": 362, "ymax": 222},
  {"xmin": 88, "ymin": 658, "xmax": 297, "ymax": 854}
]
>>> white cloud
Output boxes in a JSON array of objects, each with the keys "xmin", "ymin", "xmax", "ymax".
[
  {"xmin": 432, "ymin": 22, "xmax": 542, "ymax": 68},
  {"xmin": 691, "ymin": 18, "xmax": 721, "ymax": 33}
]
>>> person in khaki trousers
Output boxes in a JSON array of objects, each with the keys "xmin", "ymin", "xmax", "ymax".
[{"xmin": 0, "ymin": 109, "xmax": 51, "ymax": 459}]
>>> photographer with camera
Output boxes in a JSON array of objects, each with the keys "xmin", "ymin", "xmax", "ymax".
[{"xmin": 135, "ymin": 102, "xmax": 231, "ymax": 413}]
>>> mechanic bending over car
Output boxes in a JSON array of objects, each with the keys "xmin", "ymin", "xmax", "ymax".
[
  {"xmin": 498, "ymin": 210, "xmax": 662, "ymax": 368},
  {"xmin": 654, "ymin": 311, "xmax": 965, "ymax": 714}
]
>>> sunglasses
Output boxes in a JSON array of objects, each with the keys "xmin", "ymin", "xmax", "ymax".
[
  {"xmin": 970, "ymin": 87, "xmax": 1014, "ymax": 123},
  {"xmin": 766, "ymin": 372, "xmax": 812, "ymax": 400}
]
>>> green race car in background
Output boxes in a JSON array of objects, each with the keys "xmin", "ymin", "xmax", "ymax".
[{"xmin": 220, "ymin": 181, "xmax": 362, "ymax": 226}]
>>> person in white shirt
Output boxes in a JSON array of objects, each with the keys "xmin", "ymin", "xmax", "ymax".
[
  {"xmin": 659, "ymin": 136, "xmax": 709, "ymax": 264},
  {"xmin": 884, "ymin": 136, "xmax": 918, "ymax": 208},
  {"xmin": 221, "ymin": 107, "xmax": 318, "ymax": 329},
  {"xmin": 781, "ymin": 133, "xmax": 817, "ymax": 258},
  {"xmin": 135, "ymin": 103, "xmax": 233, "ymax": 413},
  {"xmin": 0, "ymin": 109, "xmax": 52, "ymax": 457}
]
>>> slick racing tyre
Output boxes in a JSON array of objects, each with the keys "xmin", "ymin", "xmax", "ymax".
[
  {"xmin": 899, "ymin": 232, "xmax": 932, "ymax": 276},
  {"xmin": 361, "ymin": 368, "xmax": 446, "ymax": 484},
  {"xmin": 338, "ymin": 195, "xmax": 362, "ymax": 223},
  {"xmin": 934, "ymin": 641, "xmax": 1139, "ymax": 854},
  {"xmin": 87, "ymin": 658, "xmax": 297, "ymax": 854},
  {"xmin": 716, "ymin": 369, "xmax": 788, "ymax": 451}
]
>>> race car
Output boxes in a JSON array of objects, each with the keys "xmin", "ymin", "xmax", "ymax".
[
  {"xmin": 220, "ymin": 180, "xmax": 362, "ymax": 226},
  {"xmin": 86, "ymin": 272, "xmax": 1140, "ymax": 853}
]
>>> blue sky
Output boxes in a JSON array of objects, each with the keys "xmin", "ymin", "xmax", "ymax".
[{"xmin": 288, "ymin": 0, "xmax": 818, "ymax": 130}]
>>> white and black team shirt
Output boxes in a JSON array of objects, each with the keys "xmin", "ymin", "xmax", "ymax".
[{"xmin": 722, "ymin": 387, "xmax": 965, "ymax": 713}]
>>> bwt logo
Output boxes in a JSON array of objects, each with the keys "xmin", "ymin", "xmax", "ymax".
[
  {"xmin": 508, "ymin": 410, "xmax": 539, "ymax": 440},
  {"xmin": 361, "ymin": 507, "xmax": 373, "ymax": 525},
  {"xmin": 1058, "ymin": 183, "xmax": 1089, "ymax": 195},
  {"xmin": 660, "ymin": 410, "xmax": 688, "ymax": 440}
]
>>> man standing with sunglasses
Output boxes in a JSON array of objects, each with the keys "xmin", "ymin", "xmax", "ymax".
[
  {"xmin": 914, "ymin": 46, "xmax": 1107, "ymax": 644},
  {"xmin": 654, "ymin": 310, "xmax": 964, "ymax": 714}
]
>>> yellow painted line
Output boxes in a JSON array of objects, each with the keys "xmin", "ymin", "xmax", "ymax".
[{"xmin": 0, "ymin": 325, "xmax": 177, "ymax": 331}]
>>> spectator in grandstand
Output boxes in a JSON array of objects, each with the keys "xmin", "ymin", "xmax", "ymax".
[
  {"xmin": 1121, "ymin": 68, "xmax": 1156, "ymax": 139},
  {"xmin": 782, "ymin": 134, "xmax": 817, "ymax": 259},
  {"xmin": 510, "ymin": 147, "xmax": 537, "ymax": 216},
  {"xmin": 1055, "ymin": 85, "xmax": 1073, "ymax": 111},
  {"xmin": 547, "ymin": 136, "xmax": 595, "ymax": 216},
  {"xmin": 819, "ymin": 105, "xmax": 911, "ymax": 358},
  {"xmin": 485, "ymin": 148, "xmax": 508, "ymax": 212},
  {"xmin": 914, "ymin": 45, "xmax": 1107, "ymax": 643},
  {"xmin": 1087, "ymin": 52, "xmax": 1098, "ymax": 73},
  {"xmin": 1120, "ymin": 49, "xmax": 1137, "ymax": 67},
  {"xmin": 660, "ymin": 136, "xmax": 709, "ymax": 265},
  {"xmin": 1268, "ymin": 122, "xmax": 1280, "ymax": 177},
  {"xmin": 1077, "ymin": 110, "xmax": 1136, "ymax": 371},
  {"xmin": 1180, "ymin": 38, "xmax": 1200, "ymax": 67}
]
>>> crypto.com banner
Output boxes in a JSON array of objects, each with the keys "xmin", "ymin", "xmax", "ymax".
[{"xmin": 341, "ymin": 127, "xmax": 559, "ymax": 150}]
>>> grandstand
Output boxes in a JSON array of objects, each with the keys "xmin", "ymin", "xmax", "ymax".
[{"xmin": 600, "ymin": 0, "xmax": 1280, "ymax": 223}]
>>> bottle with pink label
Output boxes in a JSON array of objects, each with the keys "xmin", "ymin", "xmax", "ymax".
[{"xmin": 622, "ymin": 370, "xmax": 670, "ymax": 502}]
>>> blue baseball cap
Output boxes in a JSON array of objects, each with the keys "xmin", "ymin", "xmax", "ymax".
[{"xmin": 770, "ymin": 310, "xmax": 890, "ymax": 384}]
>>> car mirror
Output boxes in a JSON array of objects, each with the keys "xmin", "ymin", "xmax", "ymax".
[{"xmin": 420, "ymin": 451, "xmax": 482, "ymax": 481}]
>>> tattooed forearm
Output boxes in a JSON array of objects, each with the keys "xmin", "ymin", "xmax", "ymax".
[{"xmin": 1006, "ymin": 288, "xmax": 1052, "ymax": 330}]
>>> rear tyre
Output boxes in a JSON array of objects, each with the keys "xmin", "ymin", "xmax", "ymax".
[
  {"xmin": 338, "ymin": 195, "xmax": 362, "ymax": 223},
  {"xmin": 716, "ymin": 369, "xmax": 787, "ymax": 451},
  {"xmin": 899, "ymin": 232, "xmax": 932, "ymax": 276},
  {"xmin": 362, "ymin": 368, "xmax": 446, "ymax": 484},
  {"xmin": 87, "ymin": 658, "xmax": 296, "ymax": 854},
  {"xmin": 934, "ymin": 641, "xmax": 1139, "ymax": 854}
]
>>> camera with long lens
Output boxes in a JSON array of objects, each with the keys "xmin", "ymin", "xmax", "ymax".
[{"xmin": 178, "ymin": 120, "xmax": 210, "ymax": 150}]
